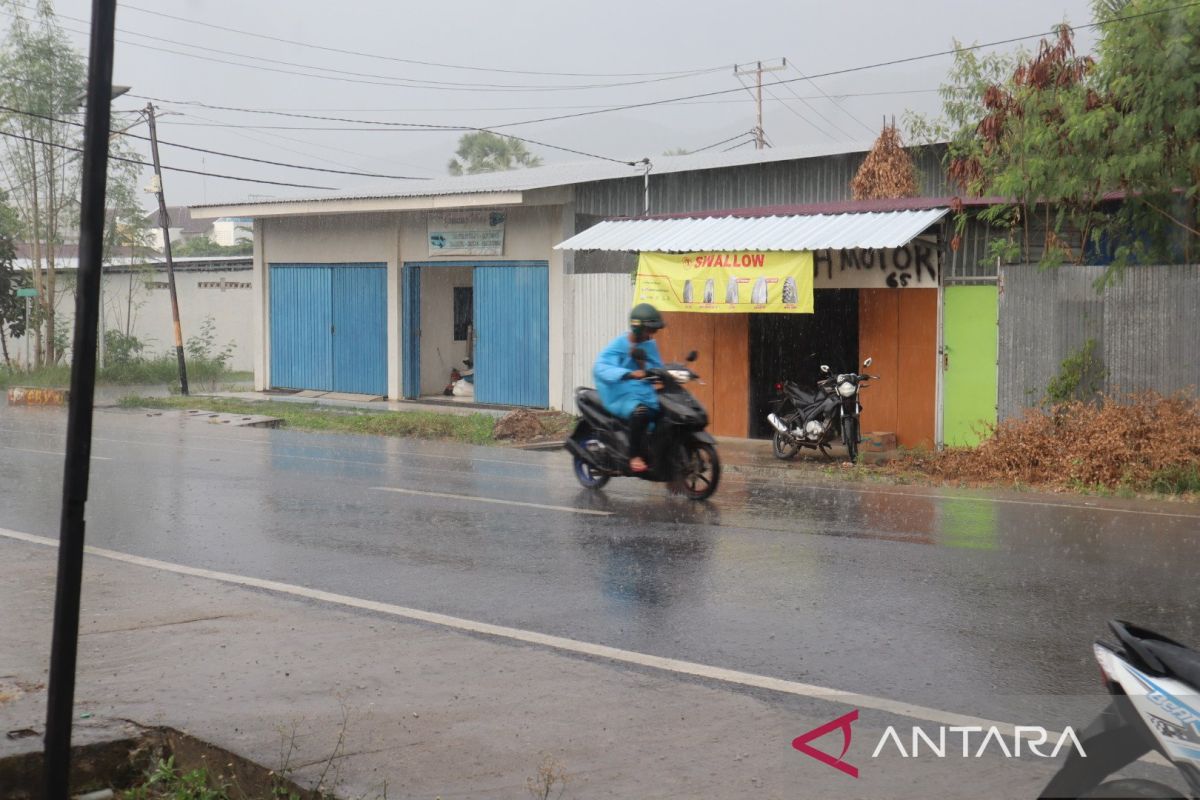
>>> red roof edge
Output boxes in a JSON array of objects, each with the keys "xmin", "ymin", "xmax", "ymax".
[{"xmin": 618, "ymin": 192, "xmax": 1126, "ymax": 221}]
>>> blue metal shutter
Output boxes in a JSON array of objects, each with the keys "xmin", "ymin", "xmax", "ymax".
[
  {"xmin": 331, "ymin": 263, "xmax": 387, "ymax": 395},
  {"xmin": 269, "ymin": 265, "xmax": 332, "ymax": 390},
  {"xmin": 474, "ymin": 264, "xmax": 548, "ymax": 407},
  {"xmin": 401, "ymin": 266, "xmax": 421, "ymax": 398}
]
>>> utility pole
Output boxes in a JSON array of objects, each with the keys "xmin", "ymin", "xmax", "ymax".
[
  {"xmin": 734, "ymin": 58, "xmax": 787, "ymax": 150},
  {"xmin": 144, "ymin": 102, "xmax": 188, "ymax": 395}
]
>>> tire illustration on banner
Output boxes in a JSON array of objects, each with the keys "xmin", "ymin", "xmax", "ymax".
[
  {"xmin": 725, "ymin": 275, "xmax": 739, "ymax": 304},
  {"xmin": 782, "ymin": 276, "xmax": 798, "ymax": 305},
  {"xmin": 751, "ymin": 277, "xmax": 768, "ymax": 304},
  {"xmin": 682, "ymin": 279, "xmax": 694, "ymax": 304},
  {"xmin": 703, "ymin": 278, "xmax": 715, "ymax": 304}
]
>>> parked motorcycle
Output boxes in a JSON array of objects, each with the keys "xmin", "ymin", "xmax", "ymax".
[
  {"xmin": 565, "ymin": 350, "xmax": 721, "ymax": 501},
  {"xmin": 766, "ymin": 357, "xmax": 878, "ymax": 464},
  {"xmin": 1040, "ymin": 620, "xmax": 1200, "ymax": 799}
]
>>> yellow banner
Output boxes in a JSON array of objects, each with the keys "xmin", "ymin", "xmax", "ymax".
[{"xmin": 634, "ymin": 251, "xmax": 814, "ymax": 314}]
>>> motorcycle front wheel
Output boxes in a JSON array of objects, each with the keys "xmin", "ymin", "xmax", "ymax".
[
  {"xmin": 843, "ymin": 417, "xmax": 859, "ymax": 464},
  {"xmin": 772, "ymin": 429, "xmax": 800, "ymax": 460},
  {"xmin": 681, "ymin": 441, "xmax": 721, "ymax": 501}
]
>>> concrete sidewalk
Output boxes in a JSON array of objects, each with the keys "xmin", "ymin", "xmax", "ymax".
[{"xmin": 0, "ymin": 534, "xmax": 1068, "ymax": 799}]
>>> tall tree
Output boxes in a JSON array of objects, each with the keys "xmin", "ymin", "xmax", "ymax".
[
  {"xmin": 0, "ymin": 0, "xmax": 85, "ymax": 366},
  {"xmin": 447, "ymin": 131, "xmax": 542, "ymax": 176},
  {"xmin": 908, "ymin": 0, "xmax": 1200, "ymax": 277},
  {"xmin": 0, "ymin": 191, "xmax": 23, "ymax": 368}
]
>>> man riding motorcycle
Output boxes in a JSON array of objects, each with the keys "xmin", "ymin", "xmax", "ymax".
[{"xmin": 593, "ymin": 303, "xmax": 665, "ymax": 473}]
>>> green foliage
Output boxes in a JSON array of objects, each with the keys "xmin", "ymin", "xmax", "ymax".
[
  {"xmin": 1045, "ymin": 338, "xmax": 1107, "ymax": 405},
  {"xmin": 172, "ymin": 235, "xmax": 253, "ymax": 257},
  {"xmin": 104, "ymin": 328, "xmax": 145, "ymax": 366},
  {"xmin": 909, "ymin": 1, "xmax": 1200, "ymax": 276},
  {"xmin": 118, "ymin": 757, "xmax": 230, "ymax": 800},
  {"xmin": 447, "ymin": 131, "xmax": 542, "ymax": 176},
  {"xmin": 186, "ymin": 314, "xmax": 236, "ymax": 371},
  {"xmin": 1148, "ymin": 464, "xmax": 1200, "ymax": 494}
]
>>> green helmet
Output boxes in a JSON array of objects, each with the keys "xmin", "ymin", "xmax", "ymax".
[{"xmin": 629, "ymin": 303, "xmax": 665, "ymax": 332}]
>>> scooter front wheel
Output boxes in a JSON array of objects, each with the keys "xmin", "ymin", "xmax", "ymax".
[
  {"xmin": 681, "ymin": 442, "xmax": 721, "ymax": 501},
  {"xmin": 573, "ymin": 440, "xmax": 610, "ymax": 489}
]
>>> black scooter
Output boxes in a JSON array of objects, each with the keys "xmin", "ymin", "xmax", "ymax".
[{"xmin": 565, "ymin": 350, "xmax": 721, "ymax": 501}]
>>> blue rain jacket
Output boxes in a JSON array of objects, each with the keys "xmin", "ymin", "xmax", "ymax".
[{"xmin": 594, "ymin": 333, "xmax": 663, "ymax": 420}]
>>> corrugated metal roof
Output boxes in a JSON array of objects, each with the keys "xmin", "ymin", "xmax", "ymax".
[
  {"xmin": 191, "ymin": 141, "xmax": 880, "ymax": 212},
  {"xmin": 554, "ymin": 208, "xmax": 949, "ymax": 252}
]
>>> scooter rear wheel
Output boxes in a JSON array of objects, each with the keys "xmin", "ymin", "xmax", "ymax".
[
  {"xmin": 573, "ymin": 439, "xmax": 610, "ymax": 489},
  {"xmin": 681, "ymin": 442, "xmax": 721, "ymax": 501}
]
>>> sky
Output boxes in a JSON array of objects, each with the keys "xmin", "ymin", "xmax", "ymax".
[{"xmin": 5, "ymin": 0, "xmax": 1102, "ymax": 209}]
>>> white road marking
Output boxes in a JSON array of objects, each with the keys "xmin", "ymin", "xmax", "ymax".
[
  {"xmin": 3, "ymin": 522, "xmax": 1166, "ymax": 770},
  {"xmin": 371, "ymin": 486, "xmax": 612, "ymax": 516},
  {"xmin": 1, "ymin": 446, "xmax": 111, "ymax": 461}
]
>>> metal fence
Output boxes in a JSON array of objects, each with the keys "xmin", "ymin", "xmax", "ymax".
[
  {"xmin": 998, "ymin": 264, "xmax": 1200, "ymax": 420},
  {"xmin": 563, "ymin": 273, "xmax": 635, "ymax": 404}
]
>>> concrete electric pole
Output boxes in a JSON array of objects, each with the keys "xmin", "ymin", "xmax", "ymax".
[{"xmin": 144, "ymin": 102, "xmax": 189, "ymax": 395}]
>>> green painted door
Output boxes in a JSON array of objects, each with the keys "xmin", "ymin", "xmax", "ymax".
[{"xmin": 942, "ymin": 285, "xmax": 998, "ymax": 446}]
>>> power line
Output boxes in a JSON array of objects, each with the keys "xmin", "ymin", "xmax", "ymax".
[
  {"xmin": 119, "ymin": 2, "xmax": 727, "ymax": 79},
  {"xmin": 0, "ymin": 129, "xmax": 339, "ymax": 190},
  {"xmin": 16, "ymin": 5, "xmax": 726, "ymax": 94},
  {"xmin": 785, "ymin": 59, "xmax": 878, "ymax": 137},
  {"xmin": 0, "ymin": 103, "xmax": 430, "ymax": 180},
  {"xmin": 124, "ymin": 89, "xmax": 943, "ymax": 115},
  {"xmin": 130, "ymin": 94, "xmax": 640, "ymax": 166},
  {"xmin": 477, "ymin": 0, "xmax": 1200, "ymax": 131},
  {"xmin": 686, "ymin": 130, "xmax": 759, "ymax": 154}
]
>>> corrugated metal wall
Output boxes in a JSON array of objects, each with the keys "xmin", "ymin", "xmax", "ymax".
[
  {"xmin": 998, "ymin": 264, "xmax": 1200, "ymax": 420},
  {"xmin": 331, "ymin": 265, "xmax": 388, "ymax": 395},
  {"xmin": 474, "ymin": 264, "xmax": 549, "ymax": 407},
  {"xmin": 575, "ymin": 147, "xmax": 949, "ymax": 218},
  {"xmin": 564, "ymin": 273, "xmax": 635, "ymax": 401},
  {"xmin": 269, "ymin": 265, "xmax": 332, "ymax": 391}
]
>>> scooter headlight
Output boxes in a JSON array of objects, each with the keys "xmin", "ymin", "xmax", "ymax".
[
  {"xmin": 668, "ymin": 369, "xmax": 691, "ymax": 383},
  {"xmin": 837, "ymin": 381, "xmax": 856, "ymax": 397}
]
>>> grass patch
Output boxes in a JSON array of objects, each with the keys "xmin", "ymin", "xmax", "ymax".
[
  {"xmin": 0, "ymin": 363, "xmax": 250, "ymax": 390},
  {"xmin": 121, "ymin": 395, "xmax": 497, "ymax": 445}
]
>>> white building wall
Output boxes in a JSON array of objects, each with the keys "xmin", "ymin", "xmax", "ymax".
[
  {"xmin": 7, "ymin": 268, "xmax": 255, "ymax": 373},
  {"xmin": 211, "ymin": 218, "xmax": 253, "ymax": 247}
]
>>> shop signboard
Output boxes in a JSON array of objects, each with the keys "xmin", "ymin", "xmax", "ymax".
[
  {"xmin": 634, "ymin": 251, "xmax": 814, "ymax": 313},
  {"xmin": 812, "ymin": 238, "xmax": 940, "ymax": 289},
  {"xmin": 427, "ymin": 210, "xmax": 506, "ymax": 257}
]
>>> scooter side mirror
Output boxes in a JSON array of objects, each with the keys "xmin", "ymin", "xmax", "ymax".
[
  {"xmin": 863, "ymin": 357, "xmax": 873, "ymax": 368},
  {"xmin": 686, "ymin": 350, "xmax": 698, "ymax": 363},
  {"xmin": 820, "ymin": 364, "xmax": 830, "ymax": 373}
]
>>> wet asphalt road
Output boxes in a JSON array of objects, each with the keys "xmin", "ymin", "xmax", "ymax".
[{"xmin": 1, "ymin": 403, "xmax": 1197, "ymax": 728}]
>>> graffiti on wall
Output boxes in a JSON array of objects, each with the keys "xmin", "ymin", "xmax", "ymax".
[{"xmin": 813, "ymin": 241, "xmax": 940, "ymax": 289}]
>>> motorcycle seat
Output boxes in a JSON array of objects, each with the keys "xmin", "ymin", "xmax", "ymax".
[
  {"xmin": 786, "ymin": 385, "xmax": 820, "ymax": 406},
  {"xmin": 1144, "ymin": 640, "xmax": 1200, "ymax": 689},
  {"xmin": 575, "ymin": 388, "xmax": 613, "ymax": 418}
]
